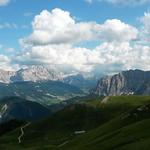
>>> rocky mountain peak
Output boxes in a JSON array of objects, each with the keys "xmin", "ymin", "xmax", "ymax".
[
  {"xmin": 0, "ymin": 70, "xmax": 15, "ymax": 83},
  {"xmin": 93, "ymin": 69, "xmax": 150, "ymax": 96},
  {"xmin": 11, "ymin": 65, "xmax": 64, "ymax": 82}
]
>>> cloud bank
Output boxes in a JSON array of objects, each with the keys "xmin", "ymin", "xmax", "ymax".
[
  {"xmin": 10, "ymin": 8, "xmax": 149, "ymax": 74},
  {"xmin": 0, "ymin": 8, "xmax": 148, "ymax": 74}
]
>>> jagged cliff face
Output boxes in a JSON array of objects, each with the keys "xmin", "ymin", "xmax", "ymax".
[
  {"xmin": 0, "ymin": 66, "xmax": 91, "ymax": 83},
  {"xmin": 0, "ymin": 66, "xmax": 69, "ymax": 83},
  {"xmin": 93, "ymin": 70, "xmax": 150, "ymax": 96},
  {"xmin": 0, "ymin": 70, "xmax": 15, "ymax": 83},
  {"xmin": 0, "ymin": 66, "xmax": 63, "ymax": 83},
  {"xmin": 11, "ymin": 66, "xmax": 63, "ymax": 82}
]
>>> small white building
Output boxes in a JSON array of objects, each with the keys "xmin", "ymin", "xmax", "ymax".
[{"xmin": 74, "ymin": 130, "xmax": 86, "ymax": 135}]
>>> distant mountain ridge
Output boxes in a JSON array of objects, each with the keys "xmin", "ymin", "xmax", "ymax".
[
  {"xmin": 11, "ymin": 66, "xmax": 63, "ymax": 82},
  {"xmin": 0, "ymin": 66, "xmax": 95, "ymax": 83},
  {"xmin": 0, "ymin": 66, "xmax": 96, "ymax": 105},
  {"xmin": 0, "ymin": 66, "xmax": 97, "ymax": 93},
  {"xmin": 0, "ymin": 66, "xmax": 69, "ymax": 83},
  {"xmin": 93, "ymin": 69, "xmax": 150, "ymax": 96}
]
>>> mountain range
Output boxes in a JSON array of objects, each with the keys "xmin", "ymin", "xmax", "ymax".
[
  {"xmin": 0, "ymin": 66, "xmax": 97, "ymax": 87},
  {"xmin": 0, "ymin": 68, "xmax": 150, "ymax": 106},
  {"xmin": 0, "ymin": 68, "xmax": 150, "ymax": 149},
  {"xmin": 0, "ymin": 66, "xmax": 98, "ymax": 105}
]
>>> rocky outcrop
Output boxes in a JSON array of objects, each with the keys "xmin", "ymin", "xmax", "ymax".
[
  {"xmin": 93, "ymin": 70, "xmax": 150, "ymax": 96},
  {"xmin": 0, "ymin": 69, "xmax": 15, "ymax": 83}
]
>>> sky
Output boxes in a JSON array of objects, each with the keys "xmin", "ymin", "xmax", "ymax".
[{"xmin": 0, "ymin": 0, "xmax": 150, "ymax": 74}]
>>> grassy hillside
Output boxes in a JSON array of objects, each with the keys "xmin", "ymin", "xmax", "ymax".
[
  {"xmin": 0, "ymin": 102, "xmax": 106, "ymax": 149},
  {"xmin": 0, "ymin": 97, "xmax": 51, "ymax": 123},
  {"xmin": 0, "ymin": 96, "xmax": 150, "ymax": 150},
  {"xmin": 86, "ymin": 96, "xmax": 150, "ymax": 117}
]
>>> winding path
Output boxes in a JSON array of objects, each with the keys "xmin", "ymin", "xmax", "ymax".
[
  {"xmin": 57, "ymin": 141, "xmax": 69, "ymax": 147},
  {"xmin": 101, "ymin": 96, "xmax": 110, "ymax": 104},
  {"xmin": 18, "ymin": 123, "xmax": 30, "ymax": 144}
]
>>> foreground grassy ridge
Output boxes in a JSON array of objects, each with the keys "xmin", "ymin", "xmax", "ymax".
[
  {"xmin": 0, "ymin": 101, "xmax": 106, "ymax": 149},
  {"xmin": 86, "ymin": 96, "xmax": 150, "ymax": 108},
  {"xmin": 59, "ymin": 96, "xmax": 150, "ymax": 150},
  {"xmin": 61, "ymin": 118, "xmax": 150, "ymax": 150},
  {"xmin": 0, "ymin": 96, "xmax": 150, "ymax": 150},
  {"xmin": 86, "ymin": 96, "xmax": 150, "ymax": 118}
]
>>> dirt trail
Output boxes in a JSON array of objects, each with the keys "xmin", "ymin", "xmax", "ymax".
[
  {"xmin": 18, "ymin": 123, "xmax": 30, "ymax": 144},
  {"xmin": 57, "ymin": 141, "xmax": 69, "ymax": 147},
  {"xmin": 101, "ymin": 96, "xmax": 110, "ymax": 104}
]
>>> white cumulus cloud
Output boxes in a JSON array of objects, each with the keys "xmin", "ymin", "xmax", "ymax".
[
  {"xmin": 21, "ymin": 8, "xmax": 99, "ymax": 46},
  {"xmin": 0, "ymin": 0, "xmax": 10, "ymax": 6},
  {"xmin": 98, "ymin": 19, "xmax": 138, "ymax": 42},
  {"xmin": 15, "ymin": 8, "xmax": 149, "ymax": 74},
  {"xmin": 20, "ymin": 8, "xmax": 137, "ymax": 46},
  {"xmin": 16, "ymin": 8, "xmax": 138, "ymax": 72},
  {"xmin": 0, "ymin": 55, "xmax": 13, "ymax": 70}
]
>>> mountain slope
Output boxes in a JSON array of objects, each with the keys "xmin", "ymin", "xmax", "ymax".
[
  {"xmin": 0, "ymin": 81, "xmax": 84, "ymax": 105},
  {"xmin": 60, "ymin": 100, "xmax": 150, "ymax": 150},
  {"xmin": 0, "ymin": 96, "xmax": 150, "ymax": 149},
  {"xmin": 63, "ymin": 74, "xmax": 97, "ymax": 93},
  {"xmin": 0, "ymin": 101, "xmax": 106, "ymax": 149},
  {"xmin": 0, "ymin": 97, "xmax": 51, "ymax": 123},
  {"xmin": 93, "ymin": 70, "xmax": 150, "ymax": 96}
]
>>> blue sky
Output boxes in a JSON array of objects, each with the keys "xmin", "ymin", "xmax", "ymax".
[{"xmin": 0, "ymin": 0, "xmax": 150, "ymax": 73}]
